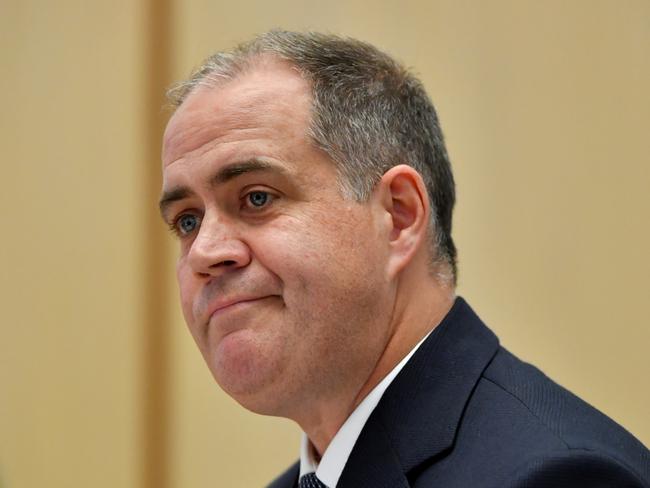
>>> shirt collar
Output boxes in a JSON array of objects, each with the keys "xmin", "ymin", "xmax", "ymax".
[{"xmin": 299, "ymin": 328, "xmax": 434, "ymax": 487}]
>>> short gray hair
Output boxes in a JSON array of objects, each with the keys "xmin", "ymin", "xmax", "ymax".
[{"xmin": 167, "ymin": 30, "xmax": 457, "ymax": 284}]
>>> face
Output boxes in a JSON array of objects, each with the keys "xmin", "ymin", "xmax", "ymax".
[{"xmin": 160, "ymin": 60, "xmax": 394, "ymax": 418}]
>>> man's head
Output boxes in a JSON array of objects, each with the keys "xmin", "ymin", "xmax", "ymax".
[
  {"xmin": 160, "ymin": 31, "xmax": 456, "ymax": 424},
  {"xmin": 167, "ymin": 30, "xmax": 457, "ymax": 283}
]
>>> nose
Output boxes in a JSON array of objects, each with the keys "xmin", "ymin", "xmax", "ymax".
[{"xmin": 186, "ymin": 213, "xmax": 251, "ymax": 277}]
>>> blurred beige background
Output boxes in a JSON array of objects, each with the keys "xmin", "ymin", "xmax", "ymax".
[{"xmin": 1, "ymin": 0, "xmax": 648, "ymax": 487}]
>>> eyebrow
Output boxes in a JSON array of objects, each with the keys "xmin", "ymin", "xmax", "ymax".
[{"xmin": 158, "ymin": 159, "xmax": 288, "ymax": 220}]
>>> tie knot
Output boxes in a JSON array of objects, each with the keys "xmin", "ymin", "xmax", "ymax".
[{"xmin": 298, "ymin": 472, "xmax": 328, "ymax": 488}]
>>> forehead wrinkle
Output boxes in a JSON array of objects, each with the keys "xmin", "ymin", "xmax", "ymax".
[
  {"xmin": 163, "ymin": 108, "xmax": 264, "ymax": 167},
  {"xmin": 166, "ymin": 127, "xmax": 271, "ymax": 174}
]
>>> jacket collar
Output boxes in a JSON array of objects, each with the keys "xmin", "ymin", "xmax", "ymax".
[{"xmin": 337, "ymin": 297, "xmax": 500, "ymax": 487}]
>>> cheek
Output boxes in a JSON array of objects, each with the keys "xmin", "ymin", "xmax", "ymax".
[{"xmin": 259, "ymin": 215, "xmax": 380, "ymax": 308}]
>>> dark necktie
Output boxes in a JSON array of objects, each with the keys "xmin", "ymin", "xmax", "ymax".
[{"xmin": 298, "ymin": 472, "xmax": 328, "ymax": 488}]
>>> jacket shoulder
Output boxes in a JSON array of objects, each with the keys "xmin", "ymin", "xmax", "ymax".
[
  {"xmin": 482, "ymin": 347, "xmax": 650, "ymax": 482},
  {"xmin": 502, "ymin": 450, "xmax": 650, "ymax": 488},
  {"xmin": 412, "ymin": 347, "xmax": 649, "ymax": 487},
  {"xmin": 414, "ymin": 449, "xmax": 649, "ymax": 488}
]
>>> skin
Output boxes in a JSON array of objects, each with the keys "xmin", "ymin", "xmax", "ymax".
[{"xmin": 160, "ymin": 56, "xmax": 455, "ymax": 455}]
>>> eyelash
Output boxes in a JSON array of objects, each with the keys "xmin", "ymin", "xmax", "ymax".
[{"xmin": 168, "ymin": 213, "xmax": 201, "ymax": 238}]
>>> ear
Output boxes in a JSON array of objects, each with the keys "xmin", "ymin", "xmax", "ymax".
[{"xmin": 375, "ymin": 165, "xmax": 430, "ymax": 279}]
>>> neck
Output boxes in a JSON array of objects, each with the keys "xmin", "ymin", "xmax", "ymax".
[{"xmin": 299, "ymin": 264, "xmax": 455, "ymax": 456}]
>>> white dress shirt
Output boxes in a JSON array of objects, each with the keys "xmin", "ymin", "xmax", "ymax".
[{"xmin": 299, "ymin": 329, "xmax": 433, "ymax": 487}]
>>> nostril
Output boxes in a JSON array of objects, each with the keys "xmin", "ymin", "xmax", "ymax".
[{"xmin": 216, "ymin": 260, "xmax": 237, "ymax": 267}]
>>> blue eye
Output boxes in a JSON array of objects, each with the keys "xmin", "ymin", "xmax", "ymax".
[
  {"xmin": 176, "ymin": 214, "xmax": 199, "ymax": 235},
  {"xmin": 247, "ymin": 191, "xmax": 269, "ymax": 207}
]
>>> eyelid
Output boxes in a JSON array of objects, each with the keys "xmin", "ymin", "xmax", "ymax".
[
  {"xmin": 163, "ymin": 200, "xmax": 198, "ymax": 226},
  {"xmin": 241, "ymin": 183, "xmax": 279, "ymax": 195}
]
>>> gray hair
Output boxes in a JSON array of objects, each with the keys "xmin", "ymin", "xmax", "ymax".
[{"xmin": 167, "ymin": 30, "xmax": 457, "ymax": 284}]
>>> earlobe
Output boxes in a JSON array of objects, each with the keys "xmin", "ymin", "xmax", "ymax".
[{"xmin": 378, "ymin": 165, "xmax": 429, "ymax": 278}]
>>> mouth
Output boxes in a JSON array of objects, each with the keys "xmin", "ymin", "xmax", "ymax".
[{"xmin": 206, "ymin": 296, "xmax": 275, "ymax": 324}]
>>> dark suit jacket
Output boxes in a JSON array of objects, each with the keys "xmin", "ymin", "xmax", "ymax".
[{"xmin": 268, "ymin": 297, "xmax": 650, "ymax": 487}]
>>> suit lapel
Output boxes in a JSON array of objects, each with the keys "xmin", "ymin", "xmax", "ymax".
[
  {"xmin": 337, "ymin": 415, "xmax": 410, "ymax": 487},
  {"xmin": 266, "ymin": 460, "xmax": 299, "ymax": 488},
  {"xmin": 337, "ymin": 297, "xmax": 499, "ymax": 487}
]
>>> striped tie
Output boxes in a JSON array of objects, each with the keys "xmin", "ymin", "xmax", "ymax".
[{"xmin": 298, "ymin": 472, "xmax": 328, "ymax": 488}]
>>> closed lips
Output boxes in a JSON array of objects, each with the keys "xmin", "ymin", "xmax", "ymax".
[{"xmin": 208, "ymin": 296, "xmax": 271, "ymax": 320}]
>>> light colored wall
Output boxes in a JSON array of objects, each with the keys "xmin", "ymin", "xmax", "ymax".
[
  {"xmin": 0, "ymin": 0, "xmax": 146, "ymax": 486},
  {"xmin": 1, "ymin": 1, "xmax": 648, "ymax": 487}
]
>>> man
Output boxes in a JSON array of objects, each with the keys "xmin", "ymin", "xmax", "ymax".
[{"xmin": 159, "ymin": 30, "xmax": 649, "ymax": 487}]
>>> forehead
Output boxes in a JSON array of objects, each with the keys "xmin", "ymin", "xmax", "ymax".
[{"xmin": 162, "ymin": 59, "xmax": 313, "ymax": 168}]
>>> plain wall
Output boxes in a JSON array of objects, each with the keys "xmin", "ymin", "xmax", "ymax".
[
  {"xmin": 0, "ymin": 0, "xmax": 146, "ymax": 486},
  {"xmin": 1, "ymin": 1, "xmax": 648, "ymax": 487}
]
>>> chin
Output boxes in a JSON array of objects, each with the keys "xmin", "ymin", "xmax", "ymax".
[
  {"xmin": 219, "ymin": 375, "xmax": 291, "ymax": 417},
  {"xmin": 208, "ymin": 329, "xmax": 290, "ymax": 415}
]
